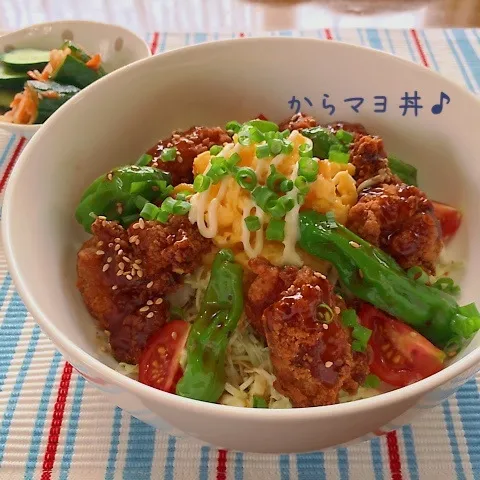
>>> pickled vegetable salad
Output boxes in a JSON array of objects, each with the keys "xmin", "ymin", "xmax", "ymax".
[
  {"xmin": 74, "ymin": 115, "xmax": 480, "ymax": 409},
  {"xmin": 0, "ymin": 41, "xmax": 105, "ymax": 124}
]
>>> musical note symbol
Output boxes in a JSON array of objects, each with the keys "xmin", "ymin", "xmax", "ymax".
[{"xmin": 431, "ymin": 92, "xmax": 450, "ymax": 115}]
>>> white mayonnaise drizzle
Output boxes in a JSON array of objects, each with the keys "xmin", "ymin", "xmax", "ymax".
[{"xmin": 242, "ymin": 197, "xmax": 264, "ymax": 258}]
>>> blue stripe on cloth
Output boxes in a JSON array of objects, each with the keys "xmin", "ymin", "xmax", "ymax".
[
  {"xmin": 456, "ymin": 379, "xmax": 480, "ymax": 476},
  {"xmin": 159, "ymin": 32, "xmax": 168, "ymax": 53},
  {"xmin": 442, "ymin": 401, "xmax": 467, "ymax": 480},
  {"xmin": 279, "ymin": 454, "xmax": 290, "ymax": 480},
  {"xmin": 450, "ymin": 29, "xmax": 480, "ymax": 90},
  {"xmin": 419, "ymin": 30, "xmax": 440, "ymax": 71},
  {"xmin": 403, "ymin": 29, "xmax": 418, "ymax": 62},
  {"xmin": 199, "ymin": 445, "xmax": 210, "ymax": 480},
  {"xmin": 385, "ymin": 29, "xmax": 396, "ymax": 54},
  {"xmin": 337, "ymin": 447, "xmax": 349, "ymax": 480},
  {"xmin": 443, "ymin": 30, "xmax": 475, "ymax": 92},
  {"xmin": 234, "ymin": 452, "xmax": 244, "ymax": 480},
  {"xmin": 0, "ymin": 134, "xmax": 16, "ymax": 168},
  {"xmin": 123, "ymin": 417, "xmax": 156, "ymax": 480},
  {"xmin": 474, "ymin": 29, "xmax": 480, "ymax": 44},
  {"xmin": 333, "ymin": 28, "xmax": 342, "ymax": 41},
  {"xmin": 185, "ymin": 33, "xmax": 191, "ymax": 45},
  {"xmin": 163, "ymin": 435, "xmax": 176, "ymax": 480},
  {"xmin": 59, "ymin": 376, "xmax": 86, "ymax": 480},
  {"xmin": 279, "ymin": 31, "xmax": 293, "ymax": 37},
  {"xmin": 105, "ymin": 407, "xmax": 123, "ymax": 480},
  {"xmin": 401, "ymin": 425, "xmax": 419, "ymax": 480},
  {"xmin": 194, "ymin": 33, "xmax": 208, "ymax": 44},
  {"xmin": 370, "ymin": 437, "xmax": 384, "ymax": 480},
  {"xmin": 297, "ymin": 452, "xmax": 326, "ymax": 480},
  {"xmin": 0, "ymin": 324, "xmax": 40, "ymax": 464},
  {"xmin": 24, "ymin": 351, "xmax": 63, "ymax": 477},
  {"xmin": 366, "ymin": 28, "xmax": 383, "ymax": 51},
  {"xmin": 357, "ymin": 29, "xmax": 366, "ymax": 46}
]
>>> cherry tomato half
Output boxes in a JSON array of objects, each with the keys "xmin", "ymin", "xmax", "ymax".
[
  {"xmin": 432, "ymin": 201, "xmax": 462, "ymax": 242},
  {"xmin": 358, "ymin": 304, "xmax": 446, "ymax": 387},
  {"xmin": 139, "ymin": 319, "xmax": 190, "ymax": 393}
]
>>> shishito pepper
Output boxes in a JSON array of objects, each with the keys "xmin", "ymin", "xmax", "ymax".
[
  {"xmin": 298, "ymin": 210, "xmax": 480, "ymax": 351},
  {"xmin": 75, "ymin": 165, "xmax": 172, "ymax": 233},
  {"xmin": 176, "ymin": 249, "xmax": 244, "ymax": 402}
]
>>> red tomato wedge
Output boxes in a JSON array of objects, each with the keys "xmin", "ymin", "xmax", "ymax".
[
  {"xmin": 432, "ymin": 201, "xmax": 462, "ymax": 241},
  {"xmin": 358, "ymin": 304, "xmax": 446, "ymax": 387},
  {"xmin": 139, "ymin": 320, "xmax": 190, "ymax": 393},
  {"xmin": 256, "ymin": 113, "xmax": 268, "ymax": 120}
]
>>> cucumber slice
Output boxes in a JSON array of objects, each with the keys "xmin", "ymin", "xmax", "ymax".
[
  {"xmin": 0, "ymin": 63, "xmax": 28, "ymax": 89},
  {"xmin": 0, "ymin": 90, "xmax": 16, "ymax": 113},
  {"xmin": 61, "ymin": 40, "xmax": 106, "ymax": 76},
  {"xmin": 2, "ymin": 48, "xmax": 50, "ymax": 72},
  {"xmin": 51, "ymin": 54, "xmax": 103, "ymax": 89},
  {"xmin": 26, "ymin": 80, "xmax": 80, "ymax": 124}
]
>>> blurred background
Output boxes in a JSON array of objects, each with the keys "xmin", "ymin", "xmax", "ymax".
[{"xmin": 0, "ymin": 0, "xmax": 478, "ymax": 33}]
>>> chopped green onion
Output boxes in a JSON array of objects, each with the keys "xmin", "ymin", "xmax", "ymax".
[
  {"xmin": 267, "ymin": 201, "xmax": 287, "ymax": 219},
  {"xmin": 459, "ymin": 303, "xmax": 480, "ymax": 318},
  {"xmin": 336, "ymin": 129, "xmax": 354, "ymax": 145},
  {"xmin": 172, "ymin": 200, "xmax": 191, "ymax": 215},
  {"xmin": 451, "ymin": 313, "xmax": 480, "ymax": 339},
  {"xmin": 326, "ymin": 211, "xmax": 337, "ymax": 229},
  {"xmin": 407, "ymin": 266, "xmax": 429, "ymax": 285},
  {"xmin": 209, "ymin": 145, "xmax": 223, "ymax": 156},
  {"xmin": 136, "ymin": 153, "xmax": 152, "ymax": 166},
  {"xmin": 238, "ymin": 125, "xmax": 264, "ymax": 146},
  {"xmin": 121, "ymin": 213, "xmax": 140, "ymax": 226},
  {"xmin": 341, "ymin": 309, "xmax": 372, "ymax": 352},
  {"xmin": 226, "ymin": 120, "xmax": 241, "ymax": 134},
  {"xmin": 266, "ymin": 219, "xmax": 285, "ymax": 241},
  {"xmin": 317, "ymin": 303, "xmax": 334, "ymax": 323},
  {"xmin": 252, "ymin": 396, "xmax": 268, "ymax": 408},
  {"xmin": 341, "ymin": 309, "xmax": 358, "ymax": 328},
  {"xmin": 278, "ymin": 195, "xmax": 295, "ymax": 213},
  {"xmin": 363, "ymin": 374, "xmax": 380, "ymax": 389},
  {"xmin": 264, "ymin": 131, "xmax": 276, "ymax": 141},
  {"xmin": 193, "ymin": 174, "xmax": 211, "ymax": 193},
  {"xmin": 175, "ymin": 190, "xmax": 191, "ymax": 201},
  {"xmin": 282, "ymin": 141, "xmax": 293, "ymax": 154},
  {"xmin": 161, "ymin": 147, "xmax": 177, "ymax": 162},
  {"xmin": 245, "ymin": 215, "xmax": 261, "ymax": 231},
  {"xmin": 298, "ymin": 157, "xmax": 319, "ymax": 182},
  {"xmin": 256, "ymin": 144, "xmax": 271, "ymax": 159},
  {"xmin": 266, "ymin": 165, "xmax": 287, "ymax": 193},
  {"xmin": 297, "ymin": 193, "xmax": 306, "ymax": 205},
  {"xmin": 432, "ymin": 277, "xmax": 461, "ymax": 296},
  {"xmin": 207, "ymin": 164, "xmax": 228, "ymax": 183},
  {"xmin": 352, "ymin": 340, "xmax": 366, "ymax": 352},
  {"xmin": 211, "ymin": 156, "xmax": 227, "ymax": 167},
  {"xmin": 156, "ymin": 210, "xmax": 170, "ymax": 223},
  {"xmin": 160, "ymin": 197, "xmax": 177, "ymax": 213},
  {"xmin": 280, "ymin": 129, "xmax": 290, "ymax": 139},
  {"xmin": 353, "ymin": 324, "xmax": 372, "ymax": 345},
  {"xmin": 269, "ymin": 138, "xmax": 283, "ymax": 155},
  {"xmin": 328, "ymin": 150, "xmax": 350, "ymax": 164},
  {"xmin": 280, "ymin": 179, "xmax": 294, "ymax": 193},
  {"xmin": 294, "ymin": 176, "xmax": 309, "ymax": 194},
  {"xmin": 235, "ymin": 167, "xmax": 257, "ymax": 191},
  {"xmin": 252, "ymin": 186, "xmax": 278, "ymax": 211},
  {"xmin": 246, "ymin": 119, "xmax": 279, "ymax": 133},
  {"xmin": 226, "ymin": 152, "xmax": 241, "ymax": 169},
  {"xmin": 299, "ymin": 143, "xmax": 313, "ymax": 158},
  {"xmin": 134, "ymin": 195, "xmax": 148, "ymax": 209},
  {"xmin": 140, "ymin": 202, "xmax": 159, "ymax": 220}
]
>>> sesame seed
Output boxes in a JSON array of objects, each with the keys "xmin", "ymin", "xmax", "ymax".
[
  {"xmin": 112, "ymin": 285, "xmax": 118, "ymax": 290},
  {"xmin": 139, "ymin": 218, "xmax": 145, "ymax": 229},
  {"xmin": 108, "ymin": 243, "xmax": 113, "ymax": 247},
  {"xmin": 116, "ymin": 271, "xmax": 123, "ymax": 276},
  {"xmin": 349, "ymin": 241, "xmax": 361, "ymax": 248},
  {"xmin": 325, "ymin": 361, "xmax": 333, "ymax": 368},
  {"xmin": 171, "ymin": 332, "xmax": 178, "ymax": 340},
  {"xmin": 129, "ymin": 235, "xmax": 138, "ymax": 243},
  {"xmin": 135, "ymin": 259, "xmax": 142, "ymax": 264},
  {"xmin": 358, "ymin": 269, "xmax": 364, "ymax": 279},
  {"xmin": 117, "ymin": 203, "xmax": 123, "ymax": 214},
  {"xmin": 322, "ymin": 324, "xmax": 329, "ymax": 330},
  {"xmin": 96, "ymin": 250, "xmax": 105, "ymax": 256},
  {"xmin": 126, "ymin": 274, "xmax": 133, "ymax": 280},
  {"xmin": 132, "ymin": 263, "xmax": 140, "ymax": 270},
  {"xmin": 114, "ymin": 238, "xmax": 121, "ymax": 243},
  {"xmin": 123, "ymin": 256, "xmax": 131, "ymax": 263},
  {"xmin": 118, "ymin": 262, "xmax": 125, "ymax": 270},
  {"xmin": 137, "ymin": 270, "xmax": 144, "ymax": 278},
  {"xmin": 107, "ymin": 173, "xmax": 113, "ymax": 181},
  {"xmin": 98, "ymin": 215, "xmax": 107, "ymax": 220},
  {"xmin": 118, "ymin": 249, "xmax": 124, "ymax": 256},
  {"xmin": 107, "ymin": 257, "xmax": 112, "ymax": 263},
  {"xmin": 114, "ymin": 244, "xmax": 120, "ymax": 251},
  {"xmin": 135, "ymin": 239, "xmax": 140, "ymax": 245},
  {"xmin": 140, "ymin": 306, "xmax": 149, "ymax": 312},
  {"xmin": 132, "ymin": 223, "xmax": 140, "ymax": 230},
  {"xmin": 102, "ymin": 264, "xmax": 110, "ymax": 272},
  {"xmin": 147, "ymin": 300, "xmax": 153, "ymax": 305},
  {"xmin": 146, "ymin": 312, "xmax": 154, "ymax": 318},
  {"xmin": 131, "ymin": 268, "xmax": 135, "ymax": 275},
  {"xmin": 147, "ymin": 281, "xmax": 154, "ymax": 289},
  {"xmin": 97, "ymin": 241, "xmax": 104, "ymax": 247},
  {"xmin": 314, "ymin": 272, "xmax": 326, "ymax": 280},
  {"xmin": 155, "ymin": 298, "xmax": 163, "ymax": 305},
  {"xmin": 334, "ymin": 306, "xmax": 341, "ymax": 314}
]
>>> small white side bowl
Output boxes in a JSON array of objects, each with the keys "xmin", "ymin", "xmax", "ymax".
[
  {"xmin": 3, "ymin": 37, "xmax": 480, "ymax": 454},
  {"xmin": 0, "ymin": 20, "xmax": 151, "ymax": 138}
]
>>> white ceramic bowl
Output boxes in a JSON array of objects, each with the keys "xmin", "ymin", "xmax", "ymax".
[
  {"xmin": 3, "ymin": 37, "xmax": 480, "ymax": 454},
  {"xmin": 0, "ymin": 20, "xmax": 151, "ymax": 138}
]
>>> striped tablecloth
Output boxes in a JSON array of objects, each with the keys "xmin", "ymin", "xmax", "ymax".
[{"xmin": 1, "ymin": 29, "xmax": 479, "ymax": 480}]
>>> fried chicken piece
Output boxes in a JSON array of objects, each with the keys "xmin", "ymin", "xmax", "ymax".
[
  {"xmin": 347, "ymin": 183, "xmax": 442, "ymax": 274},
  {"xmin": 262, "ymin": 267, "xmax": 356, "ymax": 407},
  {"xmin": 146, "ymin": 126, "xmax": 232, "ymax": 185},
  {"xmin": 244, "ymin": 257, "xmax": 298, "ymax": 338},
  {"xmin": 278, "ymin": 113, "xmax": 318, "ymax": 132},
  {"xmin": 77, "ymin": 216, "xmax": 212, "ymax": 363}
]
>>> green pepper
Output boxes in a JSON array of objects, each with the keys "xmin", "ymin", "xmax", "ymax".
[
  {"xmin": 75, "ymin": 165, "xmax": 172, "ymax": 233},
  {"xmin": 298, "ymin": 210, "xmax": 480, "ymax": 351},
  {"xmin": 176, "ymin": 249, "xmax": 244, "ymax": 402},
  {"xmin": 388, "ymin": 155, "xmax": 418, "ymax": 186}
]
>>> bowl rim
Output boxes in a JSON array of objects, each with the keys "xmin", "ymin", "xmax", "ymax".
[
  {"xmin": 3, "ymin": 35, "xmax": 480, "ymax": 420},
  {"xmin": 0, "ymin": 19, "xmax": 151, "ymax": 135}
]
